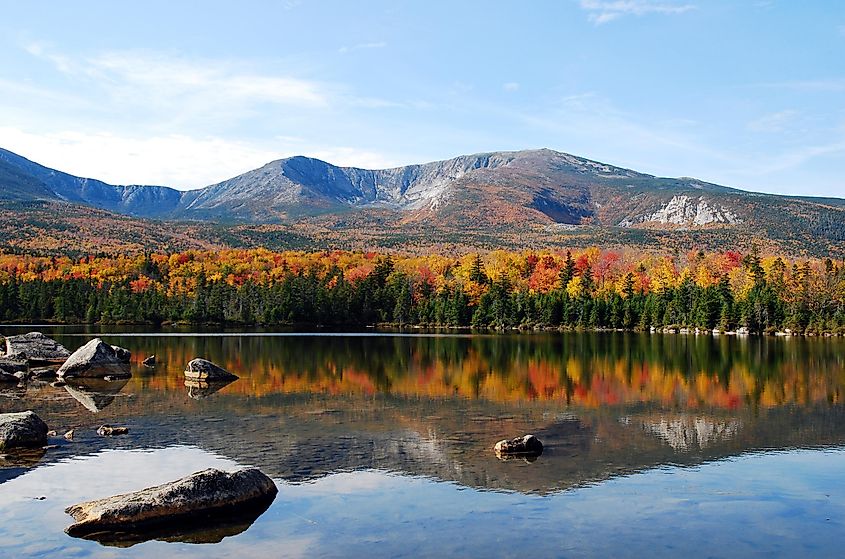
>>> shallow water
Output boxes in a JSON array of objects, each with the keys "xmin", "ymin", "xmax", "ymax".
[{"xmin": 1, "ymin": 327, "xmax": 845, "ymax": 557}]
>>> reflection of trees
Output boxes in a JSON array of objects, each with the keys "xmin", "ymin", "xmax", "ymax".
[{"xmin": 56, "ymin": 333, "xmax": 845, "ymax": 409}]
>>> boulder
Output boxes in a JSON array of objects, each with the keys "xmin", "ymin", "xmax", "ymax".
[
  {"xmin": 493, "ymin": 434, "xmax": 544, "ymax": 457},
  {"xmin": 65, "ymin": 468, "xmax": 278, "ymax": 539},
  {"xmin": 0, "ymin": 411, "xmax": 49, "ymax": 450},
  {"xmin": 57, "ymin": 338, "xmax": 132, "ymax": 379},
  {"xmin": 143, "ymin": 355, "xmax": 156, "ymax": 367},
  {"xmin": 5, "ymin": 332, "xmax": 70, "ymax": 364},
  {"xmin": 184, "ymin": 358, "xmax": 238, "ymax": 382}
]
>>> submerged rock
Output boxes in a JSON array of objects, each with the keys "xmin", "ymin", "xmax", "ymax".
[
  {"xmin": 184, "ymin": 358, "xmax": 238, "ymax": 382},
  {"xmin": 5, "ymin": 332, "xmax": 70, "ymax": 364},
  {"xmin": 64, "ymin": 468, "xmax": 278, "ymax": 540},
  {"xmin": 142, "ymin": 355, "xmax": 156, "ymax": 367},
  {"xmin": 97, "ymin": 425, "xmax": 129, "ymax": 436},
  {"xmin": 0, "ymin": 411, "xmax": 49, "ymax": 450},
  {"xmin": 57, "ymin": 338, "xmax": 132, "ymax": 379},
  {"xmin": 493, "ymin": 434, "xmax": 544, "ymax": 457}
]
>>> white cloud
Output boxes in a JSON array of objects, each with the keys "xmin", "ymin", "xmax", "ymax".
[
  {"xmin": 503, "ymin": 82, "xmax": 520, "ymax": 91},
  {"xmin": 579, "ymin": 0, "xmax": 696, "ymax": 24},
  {"xmin": 0, "ymin": 126, "xmax": 402, "ymax": 188},
  {"xmin": 338, "ymin": 41, "xmax": 387, "ymax": 54},
  {"xmin": 747, "ymin": 110, "xmax": 798, "ymax": 133}
]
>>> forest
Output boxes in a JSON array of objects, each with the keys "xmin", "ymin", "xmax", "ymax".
[{"xmin": 0, "ymin": 247, "xmax": 843, "ymax": 334}]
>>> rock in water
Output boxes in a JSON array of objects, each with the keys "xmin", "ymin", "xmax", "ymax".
[
  {"xmin": 0, "ymin": 411, "xmax": 49, "ymax": 450},
  {"xmin": 4, "ymin": 332, "xmax": 70, "ymax": 364},
  {"xmin": 493, "ymin": 434, "xmax": 544, "ymax": 457},
  {"xmin": 0, "ymin": 357, "xmax": 28, "ymax": 382},
  {"xmin": 64, "ymin": 468, "xmax": 278, "ymax": 539},
  {"xmin": 184, "ymin": 358, "xmax": 238, "ymax": 382},
  {"xmin": 142, "ymin": 355, "xmax": 156, "ymax": 367},
  {"xmin": 97, "ymin": 425, "xmax": 129, "ymax": 436},
  {"xmin": 57, "ymin": 338, "xmax": 132, "ymax": 379}
]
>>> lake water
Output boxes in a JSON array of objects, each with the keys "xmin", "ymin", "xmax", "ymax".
[{"xmin": 1, "ymin": 327, "xmax": 845, "ymax": 557}]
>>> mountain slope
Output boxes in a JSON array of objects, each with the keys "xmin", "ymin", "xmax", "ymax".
[
  {"xmin": 0, "ymin": 147, "xmax": 842, "ymax": 256},
  {"xmin": 0, "ymin": 148, "xmax": 182, "ymax": 218}
]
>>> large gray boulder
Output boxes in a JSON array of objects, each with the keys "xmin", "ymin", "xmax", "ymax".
[
  {"xmin": 184, "ymin": 358, "xmax": 238, "ymax": 382},
  {"xmin": 5, "ymin": 332, "xmax": 70, "ymax": 364},
  {"xmin": 0, "ymin": 411, "xmax": 49, "ymax": 450},
  {"xmin": 65, "ymin": 468, "xmax": 277, "ymax": 538},
  {"xmin": 57, "ymin": 338, "xmax": 131, "ymax": 379}
]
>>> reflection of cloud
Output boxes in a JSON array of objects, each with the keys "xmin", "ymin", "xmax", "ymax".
[{"xmin": 297, "ymin": 470, "xmax": 409, "ymax": 495}]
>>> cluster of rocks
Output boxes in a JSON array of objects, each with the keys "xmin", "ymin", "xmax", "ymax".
[{"xmin": 1, "ymin": 332, "xmax": 272, "ymax": 543}]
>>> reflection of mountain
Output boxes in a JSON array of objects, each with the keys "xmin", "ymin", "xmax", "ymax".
[
  {"xmin": 2, "ymin": 332, "xmax": 845, "ymax": 495},
  {"xmin": 64, "ymin": 378, "xmax": 129, "ymax": 413},
  {"xmin": 637, "ymin": 415, "xmax": 742, "ymax": 451}
]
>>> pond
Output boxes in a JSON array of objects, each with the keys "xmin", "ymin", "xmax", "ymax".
[{"xmin": 1, "ymin": 327, "xmax": 845, "ymax": 557}]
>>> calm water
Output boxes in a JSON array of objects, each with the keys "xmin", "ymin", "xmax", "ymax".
[{"xmin": 1, "ymin": 327, "xmax": 845, "ymax": 557}]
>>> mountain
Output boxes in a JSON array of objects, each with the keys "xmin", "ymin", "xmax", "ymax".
[
  {"xmin": 1, "ymin": 147, "xmax": 843, "ymax": 256},
  {"xmin": 0, "ymin": 148, "xmax": 181, "ymax": 217}
]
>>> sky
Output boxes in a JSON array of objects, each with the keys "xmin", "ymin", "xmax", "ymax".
[{"xmin": 0, "ymin": 0, "xmax": 843, "ymax": 196}]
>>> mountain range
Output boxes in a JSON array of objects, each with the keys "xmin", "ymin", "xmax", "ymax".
[{"xmin": 1, "ymin": 146, "xmax": 843, "ymax": 257}]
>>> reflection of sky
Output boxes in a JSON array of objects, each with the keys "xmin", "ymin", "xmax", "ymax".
[{"xmin": 2, "ymin": 446, "xmax": 845, "ymax": 558}]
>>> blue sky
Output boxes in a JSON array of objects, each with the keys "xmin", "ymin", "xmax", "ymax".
[{"xmin": 0, "ymin": 1, "xmax": 842, "ymax": 196}]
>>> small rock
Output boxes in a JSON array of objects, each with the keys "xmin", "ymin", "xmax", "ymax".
[
  {"xmin": 47, "ymin": 430, "xmax": 58, "ymax": 437},
  {"xmin": 103, "ymin": 374, "xmax": 131, "ymax": 382},
  {"xmin": 184, "ymin": 358, "xmax": 238, "ymax": 382},
  {"xmin": 64, "ymin": 429, "xmax": 75, "ymax": 440},
  {"xmin": 34, "ymin": 496, "xmax": 47, "ymax": 500},
  {"xmin": 143, "ymin": 355, "xmax": 156, "ymax": 367},
  {"xmin": 0, "ymin": 411, "xmax": 49, "ymax": 450},
  {"xmin": 97, "ymin": 425, "xmax": 129, "ymax": 436},
  {"xmin": 493, "ymin": 434, "xmax": 544, "ymax": 457}
]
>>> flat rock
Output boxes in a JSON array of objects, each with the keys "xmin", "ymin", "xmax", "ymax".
[
  {"xmin": 0, "ymin": 411, "xmax": 49, "ymax": 450},
  {"xmin": 493, "ymin": 434, "xmax": 544, "ymax": 457},
  {"xmin": 65, "ymin": 468, "xmax": 277, "ymax": 538},
  {"xmin": 184, "ymin": 358, "xmax": 238, "ymax": 382},
  {"xmin": 57, "ymin": 338, "xmax": 131, "ymax": 379},
  {"xmin": 5, "ymin": 332, "xmax": 70, "ymax": 364}
]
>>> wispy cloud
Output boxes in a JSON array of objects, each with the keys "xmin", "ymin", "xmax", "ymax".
[
  {"xmin": 579, "ymin": 0, "xmax": 696, "ymax": 24},
  {"xmin": 503, "ymin": 82, "xmax": 520, "ymax": 91},
  {"xmin": 752, "ymin": 79, "xmax": 845, "ymax": 92},
  {"xmin": 338, "ymin": 41, "xmax": 387, "ymax": 54},
  {"xmin": 747, "ymin": 109, "xmax": 798, "ymax": 133}
]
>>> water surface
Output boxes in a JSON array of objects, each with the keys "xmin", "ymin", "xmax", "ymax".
[{"xmin": 1, "ymin": 328, "xmax": 844, "ymax": 557}]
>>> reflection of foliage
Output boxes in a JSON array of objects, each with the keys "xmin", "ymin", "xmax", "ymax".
[
  {"xmin": 1, "ymin": 248, "xmax": 843, "ymax": 334},
  {"xmin": 106, "ymin": 333, "xmax": 845, "ymax": 410}
]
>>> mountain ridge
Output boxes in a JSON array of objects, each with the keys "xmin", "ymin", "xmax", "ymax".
[{"xmin": 1, "ymin": 146, "xmax": 843, "ymax": 256}]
